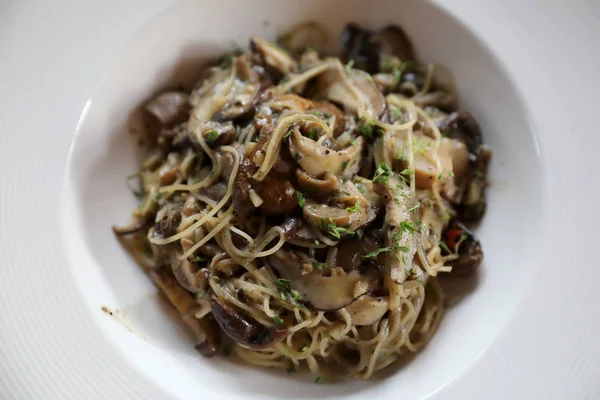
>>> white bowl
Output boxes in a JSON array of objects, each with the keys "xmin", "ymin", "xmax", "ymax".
[
  {"xmin": 4, "ymin": 0, "xmax": 600, "ymax": 399},
  {"xmin": 62, "ymin": 0, "xmax": 543, "ymax": 398}
]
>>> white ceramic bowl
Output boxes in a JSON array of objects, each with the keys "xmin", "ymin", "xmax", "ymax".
[
  {"xmin": 2, "ymin": 1, "xmax": 600, "ymax": 399},
  {"xmin": 62, "ymin": 0, "xmax": 543, "ymax": 398}
]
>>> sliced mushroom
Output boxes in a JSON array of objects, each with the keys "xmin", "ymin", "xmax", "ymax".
[
  {"xmin": 250, "ymin": 37, "xmax": 297, "ymax": 75},
  {"xmin": 150, "ymin": 269, "xmax": 219, "ymax": 356},
  {"xmin": 308, "ymin": 100, "xmax": 347, "ymax": 137},
  {"xmin": 442, "ymin": 220, "xmax": 483, "ymax": 276},
  {"xmin": 232, "ymin": 156, "xmax": 257, "ymax": 221},
  {"xmin": 439, "ymin": 137, "xmax": 470, "ymax": 178},
  {"xmin": 282, "ymin": 215, "xmax": 302, "ymax": 240},
  {"xmin": 268, "ymin": 251, "xmax": 379, "ymax": 311},
  {"xmin": 145, "ymin": 91, "xmax": 190, "ymax": 130},
  {"xmin": 393, "ymin": 130, "xmax": 453, "ymax": 189},
  {"xmin": 303, "ymin": 198, "xmax": 366, "ymax": 233},
  {"xmin": 318, "ymin": 67, "xmax": 385, "ymax": 120},
  {"xmin": 340, "ymin": 23, "xmax": 415, "ymax": 74},
  {"xmin": 296, "ymin": 170, "xmax": 339, "ymax": 197},
  {"xmin": 171, "ymin": 257, "xmax": 209, "ymax": 294},
  {"xmin": 154, "ymin": 201, "xmax": 183, "ymax": 237},
  {"xmin": 209, "ymin": 295, "xmax": 289, "ymax": 349},
  {"xmin": 218, "ymin": 55, "xmax": 261, "ymax": 121},
  {"xmin": 278, "ymin": 22, "xmax": 328, "ymax": 56},
  {"xmin": 343, "ymin": 295, "xmax": 389, "ymax": 326},
  {"xmin": 112, "ymin": 218, "xmax": 151, "ymax": 235},
  {"xmin": 289, "ymin": 129, "xmax": 364, "ymax": 177},
  {"xmin": 257, "ymin": 173, "xmax": 298, "ymax": 215},
  {"xmin": 437, "ymin": 111, "xmax": 482, "ymax": 155},
  {"xmin": 198, "ymin": 181, "xmax": 227, "ymax": 203},
  {"xmin": 374, "ymin": 175, "xmax": 417, "ymax": 293}
]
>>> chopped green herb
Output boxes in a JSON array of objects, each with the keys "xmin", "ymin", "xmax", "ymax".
[
  {"xmin": 274, "ymin": 278, "xmax": 291, "ymax": 292},
  {"xmin": 454, "ymin": 233, "xmax": 468, "ymax": 253},
  {"xmin": 308, "ymin": 129, "xmax": 319, "ymax": 140},
  {"xmin": 279, "ymin": 291, "xmax": 287, "ymax": 302},
  {"xmin": 327, "ymin": 220, "xmax": 354, "ymax": 239},
  {"xmin": 373, "ymin": 162, "xmax": 393, "ymax": 184},
  {"xmin": 283, "ymin": 128, "xmax": 293, "ymax": 139},
  {"xmin": 399, "ymin": 221, "xmax": 416, "ymax": 234},
  {"xmin": 391, "ymin": 67, "xmax": 402, "ymax": 87},
  {"xmin": 273, "ymin": 315, "xmax": 284, "ymax": 325},
  {"xmin": 345, "ymin": 59, "xmax": 355, "ymax": 73},
  {"xmin": 407, "ymin": 202, "xmax": 421, "ymax": 213},
  {"xmin": 393, "ymin": 107, "xmax": 402, "ymax": 120},
  {"xmin": 314, "ymin": 239, "xmax": 320, "ymax": 245},
  {"xmin": 296, "ymin": 191, "xmax": 306, "ymax": 208},
  {"xmin": 357, "ymin": 117, "xmax": 377, "ymax": 139},
  {"xmin": 301, "ymin": 346, "xmax": 309, "ymax": 352},
  {"xmin": 313, "ymin": 262, "xmax": 325, "ymax": 271},
  {"xmin": 315, "ymin": 376, "xmax": 326, "ymax": 384},
  {"xmin": 295, "ymin": 152, "xmax": 302, "ymax": 160},
  {"xmin": 362, "ymin": 247, "xmax": 393, "ymax": 259},
  {"xmin": 341, "ymin": 161, "xmax": 349, "ymax": 170},
  {"xmin": 285, "ymin": 346, "xmax": 290, "ymax": 359},
  {"xmin": 206, "ymin": 130, "xmax": 219, "ymax": 144},
  {"xmin": 350, "ymin": 139, "xmax": 357, "ymax": 146},
  {"xmin": 191, "ymin": 256, "xmax": 207, "ymax": 263},
  {"xmin": 195, "ymin": 290, "xmax": 206, "ymax": 300},
  {"xmin": 400, "ymin": 168, "xmax": 414, "ymax": 176},
  {"xmin": 356, "ymin": 183, "xmax": 366, "ymax": 194},
  {"xmin": 341, "ymin": 189, "xmax": 351, "ymax": 196},
  {"xmin": 439, "ymin": 240, "xmax": 452, "ymax": 254},
  {"xmin": 474, "ymin": 170, "xmax": 484, "ymax": 179},
  {"xmin": 291, "ymin": 289, "xmax": 302, "ymax": 301},
  {"xmin": 346, "ymin": 201, "xmax": 360, "ymax": 213}
]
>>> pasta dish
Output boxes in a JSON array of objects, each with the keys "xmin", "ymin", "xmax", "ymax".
[{"xmin": 114, "ymin": 22, "xmax": 491, "ymax": 380}]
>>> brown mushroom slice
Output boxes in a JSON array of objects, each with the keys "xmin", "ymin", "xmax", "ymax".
[
  {"xmin": 250, "ymin": 37, "xmax": 297, "ymax": 75},
  {"xmin": 319, "ymin": 67, "xmax": 385, "ymax": 120},
  {"xmin": 209, "ymin": 295, "xmax": 288, "ymax": 349},
  {"xmin": 188, "ymin": 67, "xmax": 236, "ymax": 133},
  {"xmin": 353, "ymin": 178, "xmax": 383, "ymax": 208},
  {"xmin": 171, "ymin": 257, "xmax": 210, "ymax": 294},
  {"xmin": 371, "ymin": 25, "xmax": 415, "ymax": 65},
  {"xmin": 303, "ymin": 199, "xmax": 367, "ymax": 233},
  {"xmin": 278, "ymin": 22, "xmax": 328, "ymax": 56},
  {"xmin": 150, "ymin": 269, "xmax": 219, "ymax": 357},
  {"xmin": 308, "ymin": 100, "xmax": 347, "ymax": 137},
  {"xmin": 393, "ymin": 131, "xmax": 453, "ymax": 189},
  {"xmin": 257, "ymin": 173, "xmax": 298, "ymax": 215},
  {"xmin": 439, "ymin": 137, "xmax": 469, "ymax": 178},
  {"xmin": 289, "ymin": 129, "xmax": 364, "ymax": 177},
  {"xmin": 296, "ymin": 170, "xmax": 339, "ymax": 197},
  {"xmin": 145, "ymin": 91, "xmax": 190, "ymax": 129},
  {"xmin": 437, "ymin": 110, "xmax": 483, "ymax": 156},
  {"xmin": 344, "ymin": 296, "xmax": 389, "ymax": 326},
  {"xmin": 268, "ymin": 251, "xmax": 379, "ymax": 311}
]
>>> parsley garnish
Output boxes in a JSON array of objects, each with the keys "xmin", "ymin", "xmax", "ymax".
[
  {"xmin": 407, "ymin": 202, "xmax": 421, "ymax": 213},
  {"xmin": 327, "ymin": 219, "xmax": 354, "ymax": 239},
  {"xmin": 283, "ymin": 128, "xmax": 293, "ymax": 139},
  {"xmin": 399, "ymin": 221, "xmax": 415, "ymax": 234},
  {"xmin": 346, "ymin": 201, "xmax": 360, "ymax": 212},
  {"xmin": 357, "ymin": 117, "xmax": 377, "ymax": 139},
  {"xmin": 454, "ymin": 233, "xmax": 468, "ymax": 253},
  {"xmin": 301, "ymin": 346, "xmax": 309, "ymax": 352},
  {"xmin": 206, "ymin": 130, "xmax": 219, "ymax": 144},
  {"xmin": 308, "ymin": 129, "xmax": 319, "ymax": 140},
  {"xmin": 315, "ymin": 376, "xmax": 326, "ymax": 384},
  {"xmin": 191, "ymin": 256, "xmax": 207, "ymax": 263},
  {"xmin": 350, "ymin": 139, "xmax": 357, "ymax": 146},
  {"xmin": 345, "ymin": 59, "xmax": 355, "ymax": 73},
  {"xmin": 274, "ymin": 278, "xmax": 291, "ymax": 292},
  {"xmin": 474, "ymin": 170, "xmax": 484, "ymax": 179},
  {"xmin": 296, "ymin": 191, "xmax": 305, "ymax": 208},
  {"xmin": 295, "ymin": 152, "xmax": 302, "ymax": 160},
  {"xmin": 313, "ymin": 262, "xmax": 325, "ymax": 271},
  {"xmin": 272, "ymin": 315, "xmax": 284, "ymax": 325},
  {"xmin": 373, "ymin": 162, "xmax": 393, "ymax": 184},
  {"xmin": 356, "ymin": 183, "xmax": 366, "ymax": 194}
]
